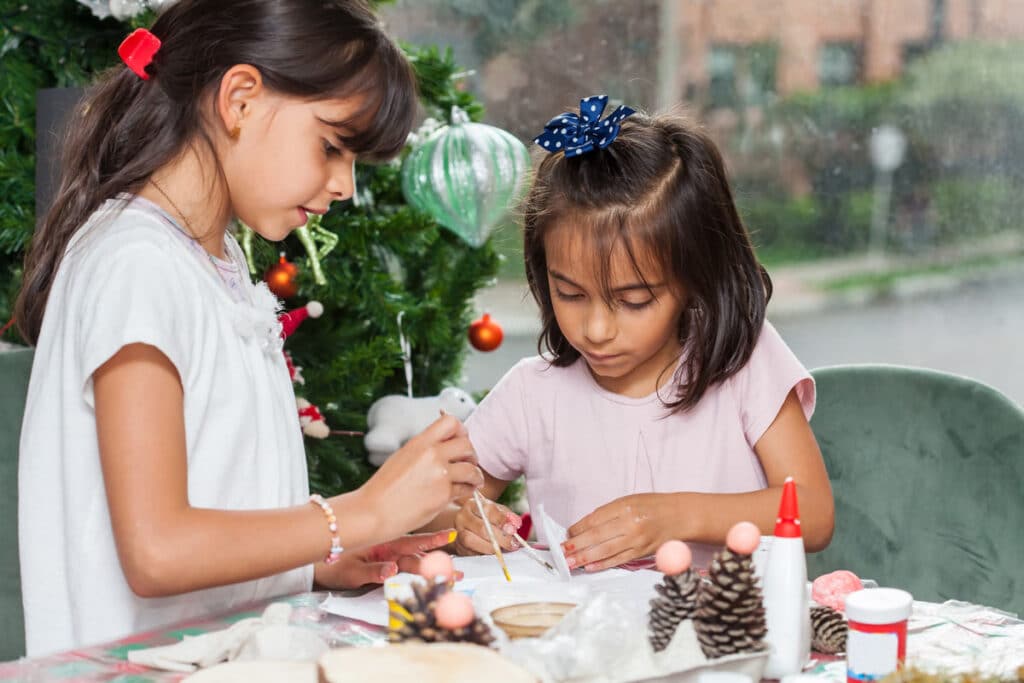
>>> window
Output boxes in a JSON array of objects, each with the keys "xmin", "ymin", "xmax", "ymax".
[
  {"xmin": 374, "ymin": 1, "xmax": 1024, "ymax": 406},
  {"xmin": 708, "ymin": 42, "xmax": 778, "ymax": 109},
  {"xmin": 708, "ymin": 45, "xmax": 738, "ymax": 109},
  {"xmin": 819, "ymin": 43, "xmax": 860, "ymax": 87}
]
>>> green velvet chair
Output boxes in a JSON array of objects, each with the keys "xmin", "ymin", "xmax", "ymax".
[
  {"xmin": 0, "ymin": 347, "xmax": 32, "ymax": 660},
  {"xmin": 808, "ymin": 364, "xmax": 1024, "ymax": 616}
]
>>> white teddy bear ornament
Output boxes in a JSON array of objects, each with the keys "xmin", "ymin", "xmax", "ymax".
[{"xmin": 364, "ymin": 387, "xmax": 477, "ymax": 466}]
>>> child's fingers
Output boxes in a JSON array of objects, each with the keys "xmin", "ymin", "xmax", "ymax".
[
  {"xmin": 446, "ymin": 461, "xmax": 485, "ymax": 488},
  {"xmin": 562, "ymin": 521, "xmax": 610, "ymax": 557},
  {"xmin": 452, "ymin": 483, "xmax": 480, "ymax": 500},
  {"xmin": 413, "ymin": 413, "xmax": 464, "ymax": 445},
  {"xmin": 567, "ymin": 503, "xmax": 619, "ymax": 538},
  {"xmin": 459, "ymin": 505, "xmax": 518, "ymax": 553},
  {"xmin": 436, "ymin": 409, "xmax": 469, "ymax": 439},
  {"xmin": 562, "ymin": 515, "xmax": 626, "ymax": 562},
  {"xmin": 581, "ymin": 549, "xmax": 637, "ymax": 573},
  {"xmin": 434, "ymin": 435, "xmax": 478, "ymax": 465},
  {"xmin": 454, "ymin": 526, "xmax": 496, "ymax": 556},
  {"xmin": 395, "ymin": 554, "xmax": 424, "ymax": 576},
  {"xmin": 370, "ymin": 531, "xmax": 457, "ymax": 562},
  {"xmin": 473, "ymin": 500, "xmax": 518, "ymax": 548},
  {"xmin": 487, "ymin": 503, "xmax": 513, "ymax": 528},
  {"xmin": 350, "ymin": 560, "xmax": 400, "ymax": 586},
  {"xmin": 564, "ymin": 533, "xmax": 630, "ymax": 572}
]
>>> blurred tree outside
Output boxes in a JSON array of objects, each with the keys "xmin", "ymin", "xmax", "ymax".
[{"xmin": 736, "ymin": 40, "xmax": 1024, "ymax": 263}]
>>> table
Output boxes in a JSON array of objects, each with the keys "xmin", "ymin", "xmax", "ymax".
[
  {"xmin": 3, "ymin": 592, "xmax": 1022, "ymax": 682},
  {"xmin": 0, "ymin": 592, "xmax": 384, "ymax": 682}
]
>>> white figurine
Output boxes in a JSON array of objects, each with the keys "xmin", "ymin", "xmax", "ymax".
[{"xmin": 364, "ymin": 387, "xmax": 477, "ymax": 466}]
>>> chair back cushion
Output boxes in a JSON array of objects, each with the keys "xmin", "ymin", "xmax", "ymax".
[
  {"xmin": 809, "ymin": 364, "xmax": 1024, "ymax": 615},
  {"xmin": 0, "ymin": 348, "xmax": 33, "ymax": 660}
]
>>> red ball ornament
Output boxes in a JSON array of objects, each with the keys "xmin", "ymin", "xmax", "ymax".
[
  {"xmin": 468, "ymin": 313, "xmax": 503, "ymax": 352},
  {"xmin": 265, "ymin": 253, "xmax": 299, "ymax": 299}
]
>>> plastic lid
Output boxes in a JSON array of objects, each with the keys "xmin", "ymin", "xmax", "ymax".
[{"xmin": 845, "ymin": 588, "xmax": 913, "ymax": 624}]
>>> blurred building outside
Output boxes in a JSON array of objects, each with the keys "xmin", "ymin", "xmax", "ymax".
[
  {"xmin": 376, "ymin": 1, "xmax": 1024, "ymax": 405},
  {"xmin": 380, "ymin": 0, "xmax": 1024, "ymax": 325}
]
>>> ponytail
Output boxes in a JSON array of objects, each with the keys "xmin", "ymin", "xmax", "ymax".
[
  {"xmin": 16, "ymin": 67, "xmax": 187, "ymax": 344},
  {"xmin": 15, "ymin": 0, "xmax": 416, "ymax": 345}
]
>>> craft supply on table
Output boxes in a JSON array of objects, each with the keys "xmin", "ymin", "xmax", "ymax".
[
  {"xmin": 813, "ymin": 570, "xmax": 865, "ymax": 612},
  {"xmin": 513, "ymin": 530, "xmax": 556, "ymax": 573},
  {"xmin": 127, "ymin": 603, "xmax": 327, "ymax": 673},
  {"xmin": 318, "ymin": 642, "xmax": 536, "ymax": 682},
  {"xmin": 694, "ymin": 523, "xmax": 768, "ymax": 660},
  {"xmin": 810, "ymin": 604, "xmax": 848, "ymax": 655},
  {"xmin": 536, "ymin": 503, "xmax": 573, "ymax": 579},
  {"xmin": 649, "ymin": 540, "xmax": 700, "ymax": 652},
  {"xmin": 491, "ymin": 602, "xmax": 578, "ymax": 639},
  {"xmin": 762, "ymin": 477, "xmax": 812, "ymax": 679},
  {"xmin": 473, "ymin": 489, "xmax": 512, "ymax": 582},
  {"xmin": 386, "ymin": 574, "xmax": 495, "ymax": 647},
  {"xmin": 844, "ymin": 587, "xmax": 913, "ymax": 682}
]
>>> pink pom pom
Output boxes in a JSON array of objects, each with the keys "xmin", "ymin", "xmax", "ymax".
[
  {"xmin": 655, "ymin": 541, "xmax": 692, "ymax": 575},
  {"xmin": 435, "ymin": 591, "xmax": 474, "ymax": 629},
  {"xmin": 812, "ymin": 570, "xmax": 863, "ymax": 611},
  {"xmin": 726, "ymin": 521, "xmax": 761, "ymax": 555},
  {"xmin": 419, "ymin": 551, "xmax": 454, "ymax": 582}
]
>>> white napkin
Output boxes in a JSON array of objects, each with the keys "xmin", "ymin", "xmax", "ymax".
[{"xmin": 127, "ymin": 603, "xmax": 328, "ymax": 673}]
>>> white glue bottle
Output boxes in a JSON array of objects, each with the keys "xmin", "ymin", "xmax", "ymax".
[{"xmin": 762, "ymin": 477, "xmax": 811, "ymax": 679}]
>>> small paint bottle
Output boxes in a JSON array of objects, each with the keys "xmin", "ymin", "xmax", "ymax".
[{"xmin": 844, "ymin": 588, "xmax": 913, "ymax": 683}]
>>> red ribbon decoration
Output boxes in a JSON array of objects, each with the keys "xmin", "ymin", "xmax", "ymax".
[{"xmin": 118, "ymin": 28, "xmax": 161, "ymax": 80}]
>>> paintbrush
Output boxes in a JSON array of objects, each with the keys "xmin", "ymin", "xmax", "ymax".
[
  {"xmin": 438, "ymin": 408, "xmax": 512, "ymax": 582},
  {"xmin": 512, "ymin": 530, "xmax": 556, "ymax": 574},
  {"xmin": 472, "ymin": 489, "xmax": 512, "ymax": 582}
]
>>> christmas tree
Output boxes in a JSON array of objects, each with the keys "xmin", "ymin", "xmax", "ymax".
[{"xmin": 0, "ymin": 1, "xmax": 505, "ymax": 496}]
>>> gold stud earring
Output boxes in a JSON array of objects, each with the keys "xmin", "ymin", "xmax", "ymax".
[{"xmin": 229, "ymin": 125, "xmax": 241, "ymax": 140}]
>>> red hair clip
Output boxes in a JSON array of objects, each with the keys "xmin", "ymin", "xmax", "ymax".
[{"xmin": 118, "ymin": 28, "xmax": 161, "ymax": 80}]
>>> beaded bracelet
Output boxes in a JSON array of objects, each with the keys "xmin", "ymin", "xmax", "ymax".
[{"xmin": 309, "ymin": 494, "xmax": 344, "ymax": 564}]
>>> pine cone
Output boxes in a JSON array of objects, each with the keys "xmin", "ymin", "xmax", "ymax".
[
  {"xmin": 388, "ymin": 581, "xmax": 494, "ymax": 647},
  {"xmin": 694, "ymin": 548, "xmax": 768, "ymax": 659},
  {"xmin": 648, "ymin": 568, "xmax": 700, "ymax": 652},
  {"xmin": 811, "ymin": 605, "xmax": 847, "ymax": 654}
]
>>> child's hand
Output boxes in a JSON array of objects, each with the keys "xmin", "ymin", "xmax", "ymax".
[
  {"xmin": 453, "ymin": 496, "xmax": 521, "ymax": 556},
  {"xmin": 314, "ymin": 530, "xmax": 461, "ymax": 589},
  {"xmin": 361, "ymin": 414, "xmax": 483, "ymax": 539},
  {"xmin": 562, "ymin": 494, "xmax": 670, "ymax": 572}
]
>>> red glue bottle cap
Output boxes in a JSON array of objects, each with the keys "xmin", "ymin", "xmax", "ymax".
[{"xmin": 774, "ymin": 476, "xmax": 801, "ymax": 538}]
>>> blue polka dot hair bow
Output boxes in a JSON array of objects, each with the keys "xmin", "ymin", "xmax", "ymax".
[{"xmin": 532, "ymin": 95, "xmax": 636, "ymax": 157}]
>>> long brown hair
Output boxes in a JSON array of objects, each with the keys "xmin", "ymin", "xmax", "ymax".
[
  {"xmin": 523, "ymin": 111, "xmax": 772, "ymax": 413},
  {"xmin": 16, "ymin": 0, "xmax": 416, "ymax": 345}
]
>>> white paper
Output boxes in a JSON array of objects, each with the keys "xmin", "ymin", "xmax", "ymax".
[
  {"xmin": 536, "ymin": 503, "xmax": 573, "ymax": 579},
  {"xmin": 319, "ymin": 550, "xmax": 655, "ymax": 627}
]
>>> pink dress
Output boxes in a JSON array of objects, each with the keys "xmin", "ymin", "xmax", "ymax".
[{"xmin": 465, "ymin": 321, "xmax": 815, "ymax": 567}]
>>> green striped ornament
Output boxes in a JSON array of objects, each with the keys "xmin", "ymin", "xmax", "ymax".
[{"xmin": 402, "ymin": 107, "xmax": 530, "ymax": 247}]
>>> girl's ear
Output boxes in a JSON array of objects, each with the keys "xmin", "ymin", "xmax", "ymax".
[{"xmin": 215, "ymin": 65, "xmax": 264, "ymax": 139}]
